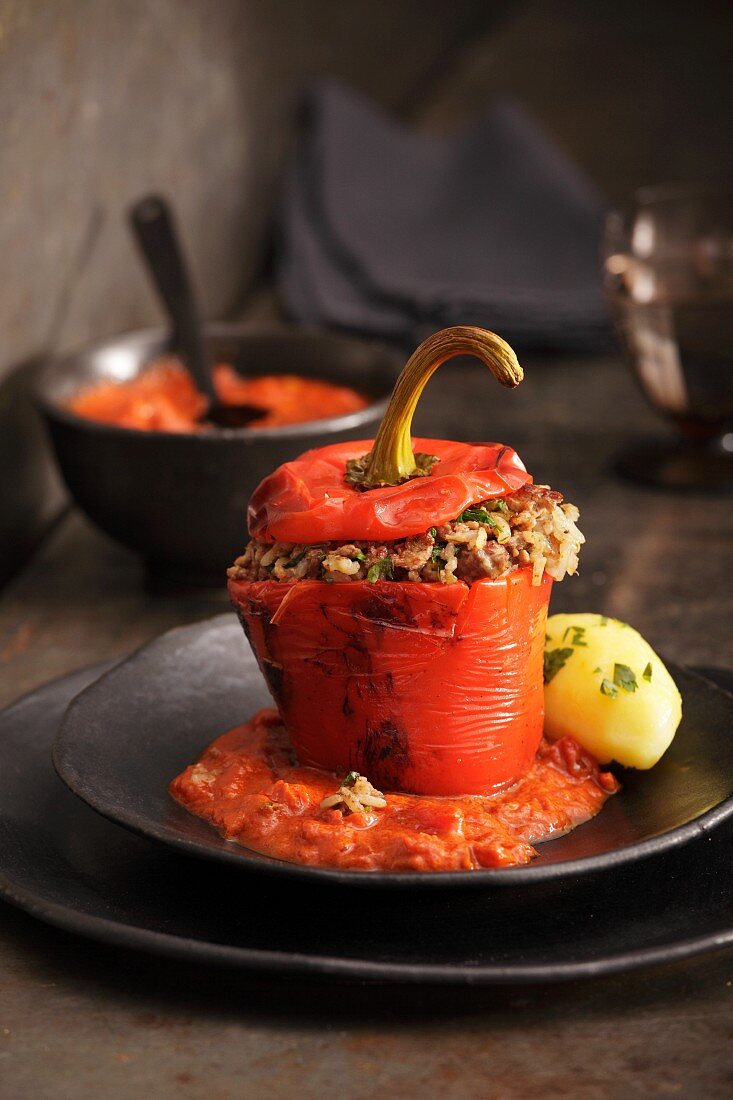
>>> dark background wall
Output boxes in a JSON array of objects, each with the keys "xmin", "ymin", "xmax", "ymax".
[
  {"xmin": 418, "ymin": 0, "xmax": 733, "ymax": 200},
  {"xmin": 0, "ymin": 0, "xmax": 498, "ymax": 371},
  {"xmin": 2, "ymin": 0, "xmax": 732, "ymax": 583}
]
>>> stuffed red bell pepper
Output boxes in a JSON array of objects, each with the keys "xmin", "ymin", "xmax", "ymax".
[{"xmin": 228, "ymin": 327, "xmax": 584, "ymax": 796}]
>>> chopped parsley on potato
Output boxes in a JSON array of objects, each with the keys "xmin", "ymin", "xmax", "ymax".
[{"xmin": 543, "ymin": 613, "xmax": 682, "ymax": 769}]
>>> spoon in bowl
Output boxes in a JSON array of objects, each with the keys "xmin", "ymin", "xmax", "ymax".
[{"xmin": 129, "ymin": 195, "xmax": 265, "ymax": 429}]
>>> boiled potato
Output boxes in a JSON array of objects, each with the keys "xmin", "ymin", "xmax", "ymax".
[{"xmin": 543, "ymin": 613, "xmax": 681, "ymax": 769}]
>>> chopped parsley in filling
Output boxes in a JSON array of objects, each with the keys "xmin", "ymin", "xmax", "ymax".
[{"xmin": 229, "ymin": 484, "xmax": 584, "ymax": 588}]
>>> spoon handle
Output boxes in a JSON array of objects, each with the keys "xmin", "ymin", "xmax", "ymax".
[{"xmin": 129, "ymin": 195, "xmax": 216, "ymax": 402}]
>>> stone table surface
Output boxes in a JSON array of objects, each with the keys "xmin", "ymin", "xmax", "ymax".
[{"xmin": 1, "ymin": 351, "xmax": 732, "ymax": 1099}]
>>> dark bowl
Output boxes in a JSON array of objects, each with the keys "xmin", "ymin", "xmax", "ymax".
[{"xmin": 35, "ymin": 324, "xmax": 400, "ymax": 583}]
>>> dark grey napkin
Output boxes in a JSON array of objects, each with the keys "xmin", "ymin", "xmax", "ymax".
[{"xmin": 277, "ymin": 82, "xmax": 609, "ymax": 350}]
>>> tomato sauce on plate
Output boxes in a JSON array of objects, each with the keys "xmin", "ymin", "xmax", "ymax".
[
  {"xmin": 68, "ymin": 358, "xmax": 368, "ymax": 432},
  {"xmin": 170, "ymin": 708, "xmax": 620, "ymax": 872}
]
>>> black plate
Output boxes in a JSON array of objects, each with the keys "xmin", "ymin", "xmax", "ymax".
[
  {"xmin": 53, "ymin": 615, "xmax": 733, "ymax": 888},
  {"xmin": 2, "ymin": 662, "xmax": 733, "ymax": 983}
]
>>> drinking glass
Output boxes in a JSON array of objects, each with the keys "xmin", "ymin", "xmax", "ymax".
[{"xmin": 603, "ymin": 186, "xmax": 733, "ymax": 489}]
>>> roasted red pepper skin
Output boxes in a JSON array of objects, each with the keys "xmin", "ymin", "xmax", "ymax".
[
  {"xmin": 247, "ymin": 437, "xmax": 531, "ymax": 544},
  {"xmin": 229, "ymin": 570, "xmax": 551, "ymax": 796}
]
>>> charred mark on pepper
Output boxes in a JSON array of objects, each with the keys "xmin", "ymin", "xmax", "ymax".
[
  {"xmin": 342, "ymin": 638, "xmax": 372, "ymax": 676},
  {"xmin": 359, "ymin": 590, "xmax": 413, "ymax": 628},
  {"xmin": 246, "ymin": 596, "xmax": 269, "ymax": 622},
  {"xmin": 340, "ymin": 635, "xmax": 374, "ymax": 713},
  {"xmin": 235, "ymin": 607, "xmax": 253, "ymax": 643},
  {"xmin": 319, "ymin": 603, "xmax": 358, "ymax": 637},
  {"xmin": 428, "ymin": 608, "xmax": 460, "ymax": 634},
  {"xmin": 243, "ymin": 596, "xmax": 279, "ymax": 660},
  {"xmin": 362, "ymin": 720, "xmax": 410, "ymax": 788},
  {"xmin": 261, "ymin": 612, "xmax": 279, "ymax": 660},
  {"xmin": 262, "ymin": 659, "xmax": 285, "ymax": 702}
]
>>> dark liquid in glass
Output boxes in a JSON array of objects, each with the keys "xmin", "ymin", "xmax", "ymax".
[
  {"xmin": 610, "ymin": 293, "xmax": 733, "ymax": 441},
  {"xmin": 604, "ymin": 190, "xmax": 733, "ymax": 489}
]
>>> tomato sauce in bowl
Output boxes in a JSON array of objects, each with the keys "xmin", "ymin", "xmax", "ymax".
[
  {"xmin": 170, "ymin": 708, "xmax": 620, "ymax": 872},
  {"xmin": 68, "ymin": 357, "xmax": 369, "ymax": 432}
]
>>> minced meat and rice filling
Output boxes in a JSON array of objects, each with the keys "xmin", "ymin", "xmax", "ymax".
[{"xmin": 229, "ymin": 484, "xmax": 584, "ymax": 588}]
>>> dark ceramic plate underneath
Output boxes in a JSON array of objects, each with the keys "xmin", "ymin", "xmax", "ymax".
[
  {"xmin": 2, "ymin": 662, "xmax": 733, "ymax": 983},
  {"xmin": 53, "ymin": 616, "xmax": 733, "ymax": 889}
]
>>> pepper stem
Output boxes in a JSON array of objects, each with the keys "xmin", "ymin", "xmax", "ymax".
[{"xmin": 358, "ymin": 326, "xmax": 523, "ymax": 489}]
